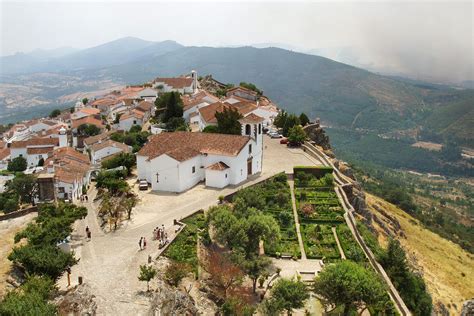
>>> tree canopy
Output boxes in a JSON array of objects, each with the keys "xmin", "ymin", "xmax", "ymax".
[
  {"xmin": 77, "ymin": 123, "xmax": 101, "ymax": 137},
  {"xmin": 239, "ymin": 82, "xmax": 263, "ymax": 96},
  {"xmin": 49, "ymin": 109, "xmax": 61, "ymax": 118},
  {"xmin": 262, "ymin": 278, "xmax": 309, "ymax": 315},
  {"xmin": 101, "ymin": 152, "xmax": 136, "ymax": 175},
  {"xmin": 313, "ymin": 261, "xmax": 393, "ymax": 315},
  {"xmin": 287, "ymin": 125, "xmax": 307, "ymax": 145},
  {"xmin": 155, "ymin": 92, "xmax": 183, "ymax": 123},
  {"xmin": 299, "ymin": 113, "xmax": 310, "ymax": 126},
  {"xmin": 8, "ymin": 156, "xmax": 27, "ymax": 172},
  {"xmin": 138, "ymin": 264, "xmax": 157, "ymax": 291},
  {"xmin": 216, "ymin": 107, "xmax": 243, "ymax": 135},
  {"xmin": 6, "ymin": 173, "xmax": 38, "ymax": 204}
]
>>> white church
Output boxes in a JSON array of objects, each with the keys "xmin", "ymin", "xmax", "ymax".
[{"xmin": 137, "ymin": 114, "xmax": 264, "ymax": 192}]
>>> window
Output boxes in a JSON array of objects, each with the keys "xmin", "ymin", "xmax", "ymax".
[
  {"xmin": 192, "ymin": 166, "xmax": 196, "ymax": 173},
  {"xmin": 225, "ymin": 174, "xmax": 228, "ymax": 178},
  {"xmin": 258, "ymin": 124, "xmax": 262, "ymax": 134},
  {"xmin": 133, "ymin": 120, "xmax": 137, "ymax": 124},
  {"xmin": 245, "ymin": 124, "xmax": 251, "ymax": 135},
  {"xmin": 58, "ymin": 187, "xmax": 65, "ymax": 193},
  {"xmin": 249, "ymin": 144, "xmax": 252, "ymax": 154}
]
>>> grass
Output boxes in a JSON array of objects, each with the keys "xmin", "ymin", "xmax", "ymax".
[
  {"xmin": 366, "ymin": 193, "xmax": 474, "ymax": 315},
  {"xmin": 300, "ymin": 223, "xmax": 340, "ymax": 260}
]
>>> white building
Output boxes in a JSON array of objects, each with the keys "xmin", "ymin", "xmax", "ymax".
[
  {"xmin": 152, "ymin": 72, "xmax": 197, "ymax": 95},
  {"xmin": 137, "ymin": 117, "xmax": 264, "ymax": 193},
  {"xmin": 10, "ymin": 137, "xmax": 62, "ymax": 168},
  {"xmin": 117, "ymin": 110, "xmax": 144, "ymax": 132},
  {"xmin": 90, "ymin": 140, "xmax": 131, "ymax": 164}
]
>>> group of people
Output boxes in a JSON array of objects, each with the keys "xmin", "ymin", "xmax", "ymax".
[
  {"xmin": 139, "ymin": 236, "xmax": 147, "ymax": 250},
  {"xmin": 153, "ymin": 225, "xmax": 169, "ymax": 249},
  {"xmin": 80, "ymin": 195, "xmax": 89, "ymax": 202}
]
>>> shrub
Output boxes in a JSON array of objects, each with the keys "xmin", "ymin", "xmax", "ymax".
[
  {"xmin": 165, "ymin": 261, "xmax": 191, "ymax": 286},
  {"xmin": 8, "ymin": 156, "xmax": 27, "ymax": 172},
  {"xmin": 300, "ymin": 204, "xmax": 315, "ymax": 217}
]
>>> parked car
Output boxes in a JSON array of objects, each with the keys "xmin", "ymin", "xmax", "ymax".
[
  {"xmin": 139, "ymin": 180, "xmax": 149, "ymax": 190},
  {"xmin": 268, "ymin": 132, "xmax": 283, "ymax": 138},
  {"xmin": 280, "ymin": 138, "xmax": 289, "ymax": 144}
]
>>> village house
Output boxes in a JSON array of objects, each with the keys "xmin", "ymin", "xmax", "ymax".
[
  {"xmin": 152, "ymin": 70, "xmax": 198, "ymax": 94},
  {"xmin": 226, "ymin": 86, "xmax": 259, "ymax": 101},
  {"xmin": 137, "ymin": 117, "xmax": 264, "ymax": 192},
  {"xmin": 0, "ymin": 147, "xmax": 10, "ymax": 170},
  {"xmin": 117, "ymin": 109, "xmax": 145, "ymax": 131},
  {"xmin": 134, "ymin": 100, "xmax": 154, "ymax": 120},
  {"xmin": 182, "ymin": 90, "xmax": 220, "ymax": 123},
  {"xmin": 197, "ymin": 101, "xmax": 258, "ymax": 131},
  {"xmin": 40, "ymin": 147, "xmax": 91, "ymax": 202},
  {"xmin": 90, "ymin": 139, "xmax": 131, "ymax": 165},
  {"xmin": 10, "ymin": 128, "xmax": 68, "ymax": 167},
  {"xmin": 71, "ymin": 107, "xmax": 101, "ymax": 121},
  {"xmin": 83, "ymin": 131, "xmax": 112, "ymax": 152}
]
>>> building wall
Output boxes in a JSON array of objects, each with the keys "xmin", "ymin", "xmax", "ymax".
[
  {"xmin": 136, "ymin": 155, "xmax": 150, "ymax": 181},
  {"xmin": 148, "ymin": 155, "xmax": 181, "ymax": 192},
  {"xmin": 27, "ymin": 153, "xmax": 49, "ymax": 167},
  {"xmin": 118, "ymin": 117, "xmax": 142, "ymax": 132},
  {"xmin": 205, "ymin": 169, "xmax": 230, "ymax": 188},
  {"xmin": 183, "ymin": 102, "xmax": 209, "ymax": 121},
  {"xmin": 92, "ymin": 146, "xmax": 125, "ymax": 164},
  {"xmin": 10, "ymin": 147, "xmax": 27, "ymax": 159},
  {"xmin": 177, "ymin": 155, "xmax": 204, "ymax": 192}
]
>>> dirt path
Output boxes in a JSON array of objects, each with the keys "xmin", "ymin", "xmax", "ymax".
[
  {"xmin": 331, "ymin": 226, "xmax": 346, "ymax": 260},
  {"xmin": 288, "ymin": 181, "xmax": 306, "ymax": 260}
]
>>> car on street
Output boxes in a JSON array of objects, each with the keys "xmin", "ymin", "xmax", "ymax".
[
  {"xmin": 139, "ymin": 180, "xmax": 149, "ymax": 190},
  {"xmin": 280, "ymin": 138, "xmax": 289, "ymax": 144},
  {"xmin": 268, "ymin": 132, "xmax": 283, "ymax": 138}
]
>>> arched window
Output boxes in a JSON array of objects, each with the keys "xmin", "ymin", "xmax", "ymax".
[{"xmin": 245, "ymin": 124, "xmax": 251, "ymax": 135}]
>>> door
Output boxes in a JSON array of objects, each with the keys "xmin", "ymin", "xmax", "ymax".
[{"xmin": 247, "ymin": 158, "xmax": 253, "ymax": 175}]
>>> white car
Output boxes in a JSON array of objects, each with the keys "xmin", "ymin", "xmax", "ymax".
[
  {"xmin": 138, "ymin": 180, "xmax": 149, "ymax": 191},
  {"xmin": 268, "ymin": 132, "xmax": 283, "ymax": 139}
]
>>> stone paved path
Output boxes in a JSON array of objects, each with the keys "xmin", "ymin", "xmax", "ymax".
[{"xmin": 288, "ymin": 180, "xmax": 306, "ymax": 260}]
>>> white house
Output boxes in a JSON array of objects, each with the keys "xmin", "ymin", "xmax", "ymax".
[
  {"xmin": 137, "ymin": 87, "xmax": 158, "ymax": 102},
  {"xmin": 197, "ymin": 101, "xmax": 258, "ymax": 131},
  {"xmin": 90, "ymin": 140, "xmax": 131, "ymax": 164},
  {"xmin": 137, "ymin": 119, "xmax": 264, "ymax": 193},
  {"xmin": 10, "ymin": 137, "xmax": 64, "ymax": 168},
  {"xmin": 152, "ymin": 71, "xmax": 198, "ymax": 94},
  {"xmin": 117, "ymin": 110, "xmax": 144, "ymax": 131},
  {"xmin": 182, "ymin": 90, "xmax": 220, "ymax": 123}
]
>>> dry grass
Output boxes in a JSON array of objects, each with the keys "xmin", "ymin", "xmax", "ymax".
[
  {"xmin": 0, "ymin": 213, "xmax": 36, "ymax": 298},
  {"xmin": 366, "ymin": 194, "xmax": 474, "ymax": 314}
]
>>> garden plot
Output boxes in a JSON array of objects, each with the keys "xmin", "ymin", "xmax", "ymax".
[
  {"xmin": 236, "ymin": 173, "xmax": 301, "ymax": 259},
  {"xmin": 293, "ymin": 168, "xmax": 362, "ymax": 261}
]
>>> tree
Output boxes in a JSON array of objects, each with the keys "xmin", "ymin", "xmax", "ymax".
[
  {"xmin": 202, "ymin": 125, "xmax": 219, "ymax": 133},
  {"xmin": 241, "ymin": 256, "xmax": 271, "ymax": 293},
  {"xmin": 287, "ymin": 125, "xmax": 307, "ymax": 146},
  {"xmin": 262, "ymin": 278, "xmax": 309, "ymax": 316},
  {"xmin": 166, "ymin": 117, "xmax": 187, "ymax": 131},
  {"xmin": 164, "ymin": 261, "xmax": 190, "ymax": 287},
  {"xmin": 49, "ymin": 109, "xmax": 61, "ymax": 118},
  {"xmin": 239, "ymin": 82, "xmax": 263, "ymax": 95},
  {"xmin": 8, "ymin": 156, "xmax": 27, "ymax": 172},
  {"xmin": 155, "ymin": 92, "xmax": 183, "ymax": 122},
  {"xmin": 313, "ymin": 261, "xmax": 390, "ymax": 315},
  {"xmin": 38, "ymin": 157, "xmax": 45, "ymax": 167},
  {"xmin": 101, "ymin": 152, "xmax": 136, "ymax": 175},
  {"xmin": 138, "ymin": 264, "xmax": 157, "ymax": 291},
  {"xmin": 77, "ymin": 123, "xmax": 101, "ymax": 137},
  {"xmin": 82, "ymin": 97, "xmax": 88, "ymax": 105},
  {"xmin": 121, "ymin": 193, "xmax": 138, "ymax": 220},
  {"xmin": 0, "ymin": 275, "xmax": 57, "ymax": 315},
  {"xmin": 216, "ymin": 107, "xmax": 243, "ymax": 135},
  {"xmin": 299, "ymin": 113, "xmax": 310, "ymax": 126},
  {"xmin": 274, "ymin": 111, "xmax": 288, "ymax": 128},
  {"xmin": 282, "ymin": 114, "xmax": 300, "ymax": 137},
  {"xmin": 6, "ymin": 173, "xmax": 38, "ymax": 204},
  {"xmin": 200, "ymin": 249, "xmax": 244, "ymax": 300}
]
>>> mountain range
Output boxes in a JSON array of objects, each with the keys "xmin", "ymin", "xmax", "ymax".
[{"xmin": 1, "ymin": 37, "xmax": 473, "ymax": 151}]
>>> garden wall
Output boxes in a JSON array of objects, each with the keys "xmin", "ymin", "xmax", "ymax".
[
  {"xmin": 293, "ymin": 166, "xmax": 333, "ymax": 178},
  {"xmin": 0, "ymin": 206, "xmax": 38, "ymax": 221}
]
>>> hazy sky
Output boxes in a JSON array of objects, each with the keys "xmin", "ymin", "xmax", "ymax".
[{"xmin": 1, "ymin": 0, "xmax": 473, "ymax": 83}]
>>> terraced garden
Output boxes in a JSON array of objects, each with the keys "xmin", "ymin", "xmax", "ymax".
[
  {"xmin": 233, "ymin": 173, "xmax": 301, "ymax": 259},
  {"xmin": 293, "ymin": 167, "xmax": 361, "ymax": 261}
]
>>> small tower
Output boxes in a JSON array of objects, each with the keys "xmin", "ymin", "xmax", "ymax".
[
  {"xmin": 191, "ymin": 70, "xmax": 198, "ymax": 92},
  {"xmin": 59, "ymin": 126, "xmax": 68, "ymax": 148}
]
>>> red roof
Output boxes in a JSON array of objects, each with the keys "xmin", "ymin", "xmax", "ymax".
[
  {"xmin": 10, "ymin": 138, "xmax": 59, "ymax": 148},
  {"xmin": 153, "ymin": 77, "xmax": 193, "ymax": 89}
]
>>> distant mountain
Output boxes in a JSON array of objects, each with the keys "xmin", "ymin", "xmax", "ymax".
[{"xmin": 0, "ymin": 37, "xmax": 183, "ymax": 74}]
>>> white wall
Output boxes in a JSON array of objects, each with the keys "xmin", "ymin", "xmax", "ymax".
[
  {"xmin": 118, "ymin": 117, "xmax": 142, "ymax": 132},
  {"xmin": 205, "ymin": 169, "xmax": 230, "ymax": 188},
  {"xmin": 149, "ymin": 155, "xmax": 180, "ymax": 192},
  {"xmin": 10, "ymin": 147, "xmax": 27, "ymax": 159},
  {"xmin": 92, "ymin": 146, "xmax": 125, "ymax": 164},
  {"xmin": 27, "ymin": 153, "xmax": 49, "ymax": 167}
]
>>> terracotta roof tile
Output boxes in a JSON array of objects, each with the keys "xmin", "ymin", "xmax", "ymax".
[
  {"xmin": 0, "ymin": 148, "xmax": 10, "ymax": 160},
  {"xmin": 206, "ymin": 161, "xmax": 230, "ymax": 171},
  {"xmin": 27, "ymin": 147, "xmax": 54, "ymax": 155},
  {"xmin": 153, "ymin": 77, "xmax": 193, "ymax": 89},
  {"xmin": 83, "ymin": 132, "xmax": 112, "ymax": 146},
  {"xmin": 138, "ymin": 132, "xmax": 250, "ymax": 161},
  {"xmin": 10, "ymin": 138, "xmax": 59, "ymax": 148},
  {"xmin": 91, "ymin": 140, "xmax": 130, "ymax": 153},
  {"xmin": 239, "ymin": 113, "xmax": 265, "ymax": 124},
  {"xmin": 71, "ymin": 116, "xmax": 104, "ymax": 129},
  {"xmin": 198, "ymin": 102, "xmax": 257, "ymax": 123}
]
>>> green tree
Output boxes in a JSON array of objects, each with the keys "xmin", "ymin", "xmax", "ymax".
[
  {"xmin": 287, "ymin": 125, "xmax": 307, "ymax": 146},
  {"xmin": 8, "ymin": 156, "xmax": 27, "ymax": 172},
  {"xmin": 49, "ymin": 109, "xmax": 61, "ymax": 118},
  {"xmin": 0, "ymin": 192, "xmax": 19, "ymax": 213},
  {"xmin": 101, "ymin": 152, "xmax": 136, "ymax": 175},
  {"xmin": 239, "ymin": 82, "xmax": 263, "ymax": 95},
  {"xmin": 282, "ymin": 114, "xmax": 300, "ymax": 137},
  {"xmin": 155, "ymin": 92, "xmax": 183, "ymax": 122},
  {"xmin": 166, "ymin": 117, "xmax": 187, "ymax": 131},
  {"xmin": 138, "ymin": 264, "xmax": 157, "ymax": 291},
  {"xmin": 82, "ymin": 97, "xmax": 88, "ymax": 105},
  {"xmin": 241, "ymin": 256, "xmax": 271, "ymax": 293},
  {"xmin": 262, "ymin": 278, "xmax": 309, "ymax": 316},
  {"xmin": 216, "ymin": 107, "xmax": 243, "ymax": 135},
  {"xmin": 274, "ymin": 110, "xmax": 288, "ymax": 128},
  {"xmin": 164, "ymin": 261, "xmax": 190, "ymax": 287},
  {"xmin": 37, "ymin": 158, "xmax": 44, "ymax": 167},
  {"xmin": 6, "ymin": 173, "xmax": 38, "ymax": 204},
  {"xmin": 313, "ymin": 261, "xmax": 391, "ymax": 315},
  {"xmin": 299, "ymin": 113, "xmax": 310, "ymax": 126},
  {"xmin": 0, "ymin": 275, "xmax": 57, "ymax": 315},
  {"xmin": 379, "ymin": 239, "xmax": 432, "ymax": 315},
  {"xmin": 202, "ymin": 125, "xmax": 219, "ymax": 133},
  {"xmin": 77, "ymin": 123, "xmax": 101, "ymax": 136}
]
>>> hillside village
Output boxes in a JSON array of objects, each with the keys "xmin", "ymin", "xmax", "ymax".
[{"xmin": 0, "ymin": 71, "xmax": 470, "ymax": 316}]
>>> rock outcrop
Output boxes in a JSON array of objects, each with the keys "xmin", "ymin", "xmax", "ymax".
[
  {"xmin": 56, "ymin": 284, "xmax": 98, "ymax": 315},
  {"xmin": 148, "ymin": 280, "xmax": 198, "ymax": 316},
  {"xmin": 461, "ymin": 299, "xmax": 474, "ymax": 316},
  {"xmin": 303, "ymin": 122, "xmax": 331, "ymax": 150}
]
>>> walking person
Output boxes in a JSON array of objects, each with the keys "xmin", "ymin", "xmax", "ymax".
[
  {"xmin": 85, "ymin": 226, "xmax": 90, "ymax": 240},
  {"xmin": 139, "ymin": 237, "xmax": 143, "ymax": 250},
  {"xmin": 143, "ymin": 237, "xmax": 147, "ymax": 249}
]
